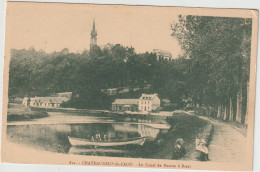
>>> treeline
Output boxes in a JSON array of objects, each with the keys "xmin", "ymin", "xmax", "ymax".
[
  {"xmin": 9, "ymin": 45, "xmax": 187, "ymax": 109},
  {"xmin": 171, "ymin": 16, "xmax": 252, "ymax": 124},
  {"xmin": 9, "ymin": 16, "xmax": 252, "ymax": 124}
]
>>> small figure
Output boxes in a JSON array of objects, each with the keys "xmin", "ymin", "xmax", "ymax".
[
  {"xmin": 195, "ymin": 134, "xmax": 209, "ymax": 161},
  {"xmin": 91, "ymin": 136, "xmax": 95, "ymax": 141},
  {"xmin": 172, "ymin": 138, "xmax": 186, "ymax": 160},
  {"xmin": 96, "ymin": 134, "xmax": 102, "ymax": 141},
  {"xmin": 103, "ymin": 134, "xmax": 107, "ymax": 141}
]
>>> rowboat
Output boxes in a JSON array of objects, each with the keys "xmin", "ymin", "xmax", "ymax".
[
  {"xmin": 68, "ymin": 136, "xmax": 146, "ymax": 147},
  {"xmin": 69, "ymin": 147, "xmax": 127, "ymax": 154}
]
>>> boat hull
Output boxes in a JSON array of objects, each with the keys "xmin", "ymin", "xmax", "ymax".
[
  {"xmin": 69, "ymin": 147, "xmax": 127, "ymax": 154},
  {"xmin": 68, "ymin": 136, "xmax": 146, "ymax": 147}
]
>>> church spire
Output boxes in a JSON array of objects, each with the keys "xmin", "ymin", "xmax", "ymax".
[{"xmin": 90, "ymin": 18, "xmax": 97, "ymax": 49}]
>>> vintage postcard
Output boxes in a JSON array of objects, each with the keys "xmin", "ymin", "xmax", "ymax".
[{"xmin": 1, "ymin": 2, "xmax": 258, "ymax": 171}]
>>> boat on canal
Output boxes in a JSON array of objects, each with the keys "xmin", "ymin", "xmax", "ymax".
[
  {"xmin": 68, "ymin": 136, "xmax": 146, "ymax": 147},
  {"xmin": 69, "ymin": 147, "xmax": 127, "ymax": 154}
]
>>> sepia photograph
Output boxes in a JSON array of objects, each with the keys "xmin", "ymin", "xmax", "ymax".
[{"xmin": 0, "ymin": 2, "xmax": 258, "ymax": 171}]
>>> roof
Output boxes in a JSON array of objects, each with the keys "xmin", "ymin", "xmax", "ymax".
[
  {"xmin": 112, "ymin": 99, "xmax": 139, "ymax": 105},
  {"xmin": 57, "ymin": 92, "xmax": 72, "ymax": 99},
  {"xmin": 153, "ymin": 49, "xmax": 172, "ymax": 58},
  {"xmin": 30, "ymin": 97, "xmax": 69, "ymax": 103},
  {"xmin": 139, "ymin": 94, "xmax": 159, "ymax": 100},
  {"xmin": 162, "ymin": 99, "xmax": 171, "ymax": 103}
]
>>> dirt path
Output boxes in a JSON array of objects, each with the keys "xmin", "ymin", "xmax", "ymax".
[
  {"xmin": 189, "ymin": 114, "xmax": 247, "ymax": 163},
  {"xmin": 208, "ymin": 119, "xmax": 246, "ymax": 162}
]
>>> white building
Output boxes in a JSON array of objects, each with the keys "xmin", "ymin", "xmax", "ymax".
[
  {"xmin": 101, "ymin": 88, "xmax": 118, "ymax": 96},
  {"xmin": 22, "ymin": 97, "xmax": 29, "ymax": 106},
  {"xmin": 153, "ymin": 49, "xmax": 173, "ymax": 61},
  {"xmin": 22, "ymin": 92, "xmax": 71, "ymax": 108},
  {"xmin": 112, "ymin": 99, "xmax": 139, "ymax": 111},
  {"xmin": 138, "ymin": 94, "xmax": 160, "ymax": 112}
]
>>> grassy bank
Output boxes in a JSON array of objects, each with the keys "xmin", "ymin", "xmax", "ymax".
[
  {"xmin": 7, "ymin": 103, "xmax": 49, "ymax": 122},
  {"xmin": 7, "ymin": 111, "xmax": 49, "ymax": 122},
  {"xmin": 139, "ymin": 112, "xmax": 213, "ymax": 161},
  {"xmin": 189, "ymin": 110, "xmax": 247, "ymax": 137}
]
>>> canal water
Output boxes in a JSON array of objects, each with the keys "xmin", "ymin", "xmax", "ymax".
[{"xmin": 6, "ymin": 112, "xmax": 171, "ymax": 158}]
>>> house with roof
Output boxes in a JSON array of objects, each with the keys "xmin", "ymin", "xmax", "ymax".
[
  {"xmin": 56, "ymin": 92, "xmax": 72, "ymax": 99},
  {"xmin": 101, "ymin": 88, "xmax": 118, "ymax": 96},
  {"xmin": 22, "ymin": 95, "xmax": 70, "ymax": 108},
  {"xmin": 112, "ymin": 99, "xmax": 139, "ymax": 111},
  {"xmin": 138, "ymin": 94, "xmax": 160, "ymax": 112},
  {"xmin": 111, "ymin": 93, "xmax": 160, "ymax": 112},
  {"xmin": 153, "ymin": 49, "xmax": 173, "ymax": 61}
]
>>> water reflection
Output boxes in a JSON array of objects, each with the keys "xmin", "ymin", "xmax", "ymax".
[
  {"xmin": 113, "ymin": 124, "xmax": 160, "ymax": 140},
  {"xmin": 68, "ymin": 147, "xmax": 128, "ymax": 157},
  {"xmin": 7, "ymin": 112, "xmax": 170, "ymax": 158}
]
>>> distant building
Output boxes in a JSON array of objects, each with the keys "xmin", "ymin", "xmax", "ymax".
[
  {"xmin": 153, "ymin": 49, "xmax": 172, "ymax": 61},
  {"xmin": 133, "ymin": 88, "xmax": 140, "ymax": 92},
  {"xmin": 22, "ymin": 92, "xmax": 71, "ymax": 108},
  {"xmin": 111, "ymin": 93, "xmax": 160, "ymax": 112},
  {"xmin": 101, "ymin": 88, "xmax": 118, "ymax": 96},
  {"xmin": 101, "ymin": 87, "xmax": 132, "ymax": 96},
  {"xmin": 100, "ymin": 43, "xmax": 114, "ymax": 51},
  {"xmin": 57, "ymin": 92, "xmax": 72, "ymax": 99},
  {"xmin": 112, "ymin": 99, "xmax": 139, "ymax": 111},
  {"xmin": 118, "ymin": 88, "xmax": 130, "ymax": 94},
  {"xmin": 162, "ymin": 99, "xmax": 171, "ymax": 106},
  {"xmin": 138, "ymin": 94, "xmax": 160, "ymax": 112},
  {"xmin": 22, "ymin": 97, "xmax": 29, "ymax": 106}
]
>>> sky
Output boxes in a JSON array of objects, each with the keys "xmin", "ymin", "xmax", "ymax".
[{"xmin": 5, "ymin": 2, "xmax": 182, "ymax": 58}]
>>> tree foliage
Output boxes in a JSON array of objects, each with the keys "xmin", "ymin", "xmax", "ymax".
[
  {"xmin": 9, "ymin": 44, "xmax": 186, "ymax": 109},
  {"xmin": 9, "ymin": 16, "xmax": 252, "ymax": 120},
  {"xmin": 171, "ymin": 15, "xmax": 252, "ymax": 121}
]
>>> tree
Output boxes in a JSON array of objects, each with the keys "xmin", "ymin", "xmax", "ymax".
[{"xmin": 171, "ymin": 16, "xmax": 252, "ymax": 123}]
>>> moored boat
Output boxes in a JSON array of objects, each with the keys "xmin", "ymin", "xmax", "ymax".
[
  {"xmin": 68, "ymin": 136, "xmax": 146, "ymax": 147},
  {"xmin": 69, "ymin": 147, "xmax": 127, "ymax": 154}
]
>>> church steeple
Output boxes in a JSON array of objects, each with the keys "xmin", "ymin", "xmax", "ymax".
[{"xmin": 90, "ymin": 19, "xmax": 97, "ymax": 49}]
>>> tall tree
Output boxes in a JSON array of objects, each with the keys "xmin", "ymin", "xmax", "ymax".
[{"xmin": 171, "ymin": 16, "xmax": 252, "ymax": 123}]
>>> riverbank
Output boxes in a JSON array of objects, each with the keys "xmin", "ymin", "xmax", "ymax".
[
  {"xmin": 30, "ymin": 105, "xmax": 173, "ymax": 117},
  {"xmin": 31, "ymin": 106, "xmax": 110, "ymax": 114},
  {"xmin": 187, "ymin": 110, "xmax": 247, "ymax": 137},
  {"xmin": 7, "ymin": 111, "xmax": 49, "ymax": 122},
  {"xmin": 7, "ymin": 104, "xmax": 49, "ymax": 122},
  {"xmin": 140, "ymin": 112, "xmax": 213, "ymax": 161}
]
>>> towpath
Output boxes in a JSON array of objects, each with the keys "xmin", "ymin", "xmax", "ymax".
[{"xmin": 184, "ymin": 111, "xmax": 247, "ymax": 163}]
